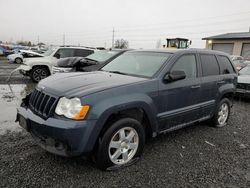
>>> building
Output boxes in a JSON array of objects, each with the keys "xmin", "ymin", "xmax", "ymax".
[{"xmin": 202, "ymin": 31, "xmax": 250, "ymax": 59}]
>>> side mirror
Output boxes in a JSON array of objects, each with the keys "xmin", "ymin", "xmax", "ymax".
[
  {"xmin": 80, "ymin": 58, "xmax": 97, "ymax": 65},
  {"xmin": 54, "ymin": 53, "xmax": 60, "ymax": 59},
  {"xmin": 164, "ymin": 70, "xmax": 186, "ymax": 82}
]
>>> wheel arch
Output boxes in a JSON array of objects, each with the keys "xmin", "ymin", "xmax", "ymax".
[
  {"xmin": 85, "ymin": 101, "xmax": 159, "ymax": 153},
  {"xmin": 31, "ymin": 64, "xmax": 51, "ymax": 75}
]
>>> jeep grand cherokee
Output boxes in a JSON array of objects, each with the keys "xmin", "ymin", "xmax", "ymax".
[{"xmin": 16, "ymin": 49, "xmax": 237, "ymax": 170}]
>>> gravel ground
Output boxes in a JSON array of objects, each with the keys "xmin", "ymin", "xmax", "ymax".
[{"xmin": 0, "ymin": 97, "xmax": 250, "ymax": 187}]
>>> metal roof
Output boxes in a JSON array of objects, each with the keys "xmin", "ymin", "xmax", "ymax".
[
  {"xmin": 202, "ymin": 32, "xmax": 250, "ymax": 40},
  {"xmin": 131, "ymin": 48, "xmax": 229, "ymax": 56}
]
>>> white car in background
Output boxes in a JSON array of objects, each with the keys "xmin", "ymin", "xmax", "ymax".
[
  {"xmin": 7, "ymin": 50, "xmax": 44, "ymax": 64},
  {"xmin": 16, "ymin": 46, "xmax": 95, "ymax": 82}
]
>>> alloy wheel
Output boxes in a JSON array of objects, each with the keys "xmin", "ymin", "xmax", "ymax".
[
  {"xmin": 108, "ymin": 127, "xmax": 139, "ymax": 165},
  {"xmin": 218, "ymin": 103, "xmax": 229, "ymax": 125},
  {"xmin": 33, "ymin": 69, "xmax": 47, "ymax": 82}
]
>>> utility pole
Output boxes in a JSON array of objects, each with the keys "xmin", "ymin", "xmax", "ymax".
[
  {"xmin": 63, "ymin": 33, "xmax": 65, "ymax": 46},
  {"xmin": 112, "ymin": 28, "xmax": 115, "ymax": 48},
  {"xmin": 37, "ymin": 35, "xmax": 39, "ymax": 45}
]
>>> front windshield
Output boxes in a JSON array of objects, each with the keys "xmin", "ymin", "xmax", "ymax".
[
  {"xmin": 43, "ymin": 48, "xmax": 55, "ymax": 56},
  {"xmin": 239, "ymin": 65, "xmax": 250, "ymax": 75},
  {"xmin": 86, "ymin": 50, "xmax": 119, "ymax": 63},
  {"xmin": 101, "ymin": 52, "xmax": 171, "ymax": 77}
]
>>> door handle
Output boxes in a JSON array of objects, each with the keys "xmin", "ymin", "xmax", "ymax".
[{"xmin": 190, "ymin": 85, "xmax": 201, "ymax": 89}]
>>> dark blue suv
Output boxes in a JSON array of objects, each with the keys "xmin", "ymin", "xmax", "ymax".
[{"xmin": 17, "ymin": 49, "xmax": 237, "ymax": 170}]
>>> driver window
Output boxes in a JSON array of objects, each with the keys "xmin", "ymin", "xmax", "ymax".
[
  {"xmin": 171, "ymin": 55, "xmax": 197, "ymax": 79},
  {"xmin": 55, "ymin": 48, "xmax": 74, "ymax": 58}
]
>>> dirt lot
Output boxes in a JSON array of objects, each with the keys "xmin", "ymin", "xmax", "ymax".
[{"xmin": 0, "ymin": 82, "xmax": 250, "ymax": 187}]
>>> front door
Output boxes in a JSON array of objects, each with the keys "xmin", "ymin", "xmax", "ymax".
[{"xmin": 158, "ymin": 54, "xmax": 201, "ymax": 131}]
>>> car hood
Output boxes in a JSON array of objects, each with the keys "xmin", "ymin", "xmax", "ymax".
[
  {"xmin": 238, "ymin": 75, "xmax": 250, "ymax": 84},
  {"xmin": 8, "ymin": 54, "xmax": 18, "ymax": 58},
  {"xmin": 38, "ymin": 71, "xmax": 148, "ymax": 97},
  {"xmin": 24, "ymin": 56, "xmax": 52, "ymax": 65}
]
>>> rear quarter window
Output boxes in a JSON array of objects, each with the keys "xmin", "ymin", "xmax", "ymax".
[
  {"xmin": 200, "ymin": 54, "xmax": 220, "ymax": 76},
  {"xmin": 217, "ymin": 55, "xmax": 235, "ymax": 74}
]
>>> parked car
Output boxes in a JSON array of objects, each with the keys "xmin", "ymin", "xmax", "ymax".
[
  {"xmin": 7, "ymin": 50, "xmax": 44, "ymax": 64},
  {"xmin": 231, "ymin": 55, "xmax": 247, "ymax": 71},
  {"xmin": 236, "ymin": 64, "xmax": 250, "ymax": 98},
  {"xmin": 16, "ymin": 49, "xmax": 237, "ymax": 170},
  {"xmin": 52, "ymin": 49, "xmax": 131, "ymax": 74},
  {"xmin": 15, "ymin": 46, "xmax": 95, "ymax": 82},
  {"xmin": 0, "ymin": 46, "xmax": 13, "ymax": 56}
]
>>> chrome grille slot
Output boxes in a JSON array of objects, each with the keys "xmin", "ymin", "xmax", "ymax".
[{"xmin": 29, "ymin": 89, "xmax": 57, "ymax": 119}]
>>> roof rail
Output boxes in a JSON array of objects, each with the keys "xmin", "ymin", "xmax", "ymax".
[{"xmin": 59, "ymin": 45, "xmax": 97, "ymax": 49}]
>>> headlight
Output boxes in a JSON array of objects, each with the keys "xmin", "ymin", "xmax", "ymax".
[
  {"xmin": 52, "ymin": 67, "xmax": 73, "ymax": 74},
  {"xmin": 55, "ymin": 97, "xmax": 90, "ymax": 120}
]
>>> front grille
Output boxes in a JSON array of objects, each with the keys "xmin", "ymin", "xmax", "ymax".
[
  {"xmin": 29, "ymin": 89, "xmax": 57, "ymax": 119},
  {"xmin": 237, "ymin": 83, "xmax": 249, "ymax": 90}
]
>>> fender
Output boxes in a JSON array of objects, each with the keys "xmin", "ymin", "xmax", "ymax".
[
  {"xmin": 218, "ymin": 83, "xmax": 236, "ymax": 102},
  {"xmin": 83, "ymin": 93, "xmax": 159, "ymax": 152},
  {"xmin": 24, "ymin": 57, "xmax": 56, "ymax": 74}
]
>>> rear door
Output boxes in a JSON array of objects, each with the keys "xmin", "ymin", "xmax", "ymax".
[{"xmin": 199, "ymin": 53, "xmax": 222, "ymax": 117}]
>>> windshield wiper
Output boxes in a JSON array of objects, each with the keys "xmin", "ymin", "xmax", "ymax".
[{"xmin": 105, "ymin": 70, "xmax": 128, "ymax": 75}]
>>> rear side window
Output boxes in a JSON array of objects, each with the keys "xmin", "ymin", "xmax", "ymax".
[
  {"xmin": 217, "ymin": 55, "xmax": 235, "ymax": 74},
  {"xmin": 171, "ymin": 54, "xmax": 197, "ymax": 79},
  {"xmin": 200, "ymin": 54, "xmax": 220, "ymax": 76},
  {"xmin": 74, "ymin": 49, "xmax": 94, "ymax": 57}
]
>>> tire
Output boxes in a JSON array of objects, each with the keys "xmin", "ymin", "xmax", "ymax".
[
  {"xmin": 94, "ymin": 118, "xmax": 145, "ymax": 170},
  {"xmin": 15, "ymin": 57, "xmax": 22, "ymax": 64},
  {"xmin": 30, "ymin": 67, "xmax": 50, "ymax": 82},
  {"xmin": 211, "ymin": 98, "xmax": 231, "ymax": 128}
]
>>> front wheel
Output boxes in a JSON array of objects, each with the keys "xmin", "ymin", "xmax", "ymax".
[
  {"xmin": 15, "ymin": 57, "xmax": 23, "ymax": 64},
  {"xmin": 94, "ymin": 118, "xmax": 145, "ymax": 170},
  {"xmin": 212, "ymin": 98, "xmax": 231, "ymax": 128},
  {"xmin": 30, "ymin": 67, "xmax": 50, "ymax": 82}
]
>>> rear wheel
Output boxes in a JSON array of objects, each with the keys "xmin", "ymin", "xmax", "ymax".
[
  {"xmin": 94, "ymin": 118, "xmax": 145, "ymax": 170},
  {"xmin": 15, "ymin": 57, "xmax": 22, "ymax": 64},
  {"xmin": 30, "ymin": 67, "xmax": 50, "ymax": 82},
  {"xmin": 211, "ymin": 98, "xmax": 231, "ymax": 128}
]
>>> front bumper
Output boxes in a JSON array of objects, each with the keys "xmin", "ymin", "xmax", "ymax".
[
  {"xmin": 14, "ymin": 65, "xmax": 32, "ymax": 75},
  {"xmin": 7, "ymin": 57, "xmax": 14, "ymax": 63},
  {"xmin": 16, "ymin": 106, "xmax": 97, "ymax": 157}
]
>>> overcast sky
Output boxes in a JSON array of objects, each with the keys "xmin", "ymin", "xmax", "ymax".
[{"xmin": 1, "ymin": 0, "xmax": 250, "ymax": 49}]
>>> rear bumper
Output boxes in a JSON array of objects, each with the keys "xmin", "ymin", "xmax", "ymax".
[{"xmin": 17, "ymin": 106, "xmax": 97, "ymax": 157}]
